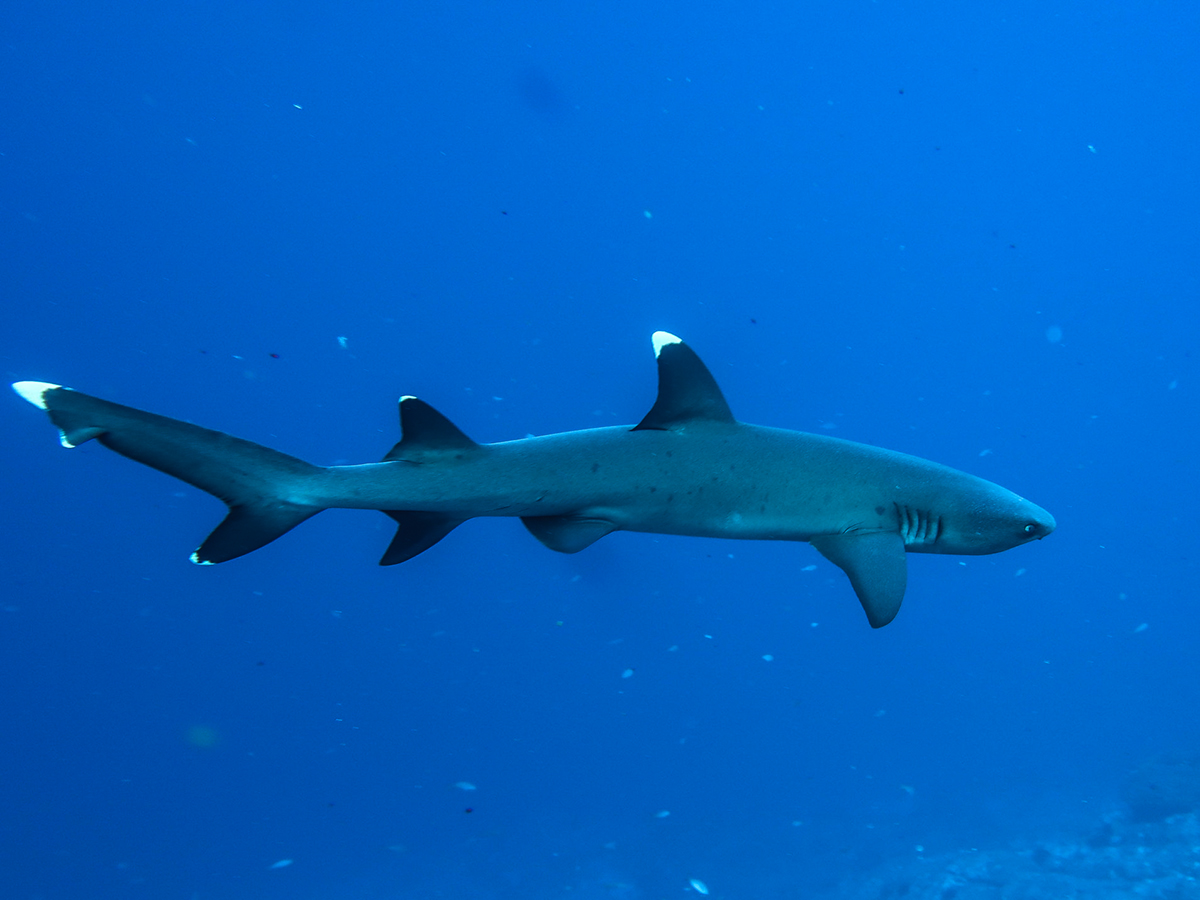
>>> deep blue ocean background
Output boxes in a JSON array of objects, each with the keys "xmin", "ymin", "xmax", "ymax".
[{"xmin": 3, "ymin": 2, "xmax": 1197, "ymax": 898}]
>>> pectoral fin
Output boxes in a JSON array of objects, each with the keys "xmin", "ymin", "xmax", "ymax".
[{"xmin": 810, "ymin": 532, "xmax": 907, "ymax": 628}]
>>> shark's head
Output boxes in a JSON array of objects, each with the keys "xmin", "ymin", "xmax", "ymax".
[{"xmin": 928, "ymin": 484, "xmax": 1056, "ymax": 556}]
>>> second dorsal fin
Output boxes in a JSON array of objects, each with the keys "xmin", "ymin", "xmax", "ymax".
[
  {"xmin": 382, "ymin": 396, "xmax": 478, "ymax": 462},
  {"xmin": 634, "ymin": 332, "xmax": 735, "ymax": 431}
]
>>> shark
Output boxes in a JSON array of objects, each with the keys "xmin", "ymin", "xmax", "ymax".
[{"xmin": 12, "ymin": 332, "xmax": 1054, "ymax": 628}]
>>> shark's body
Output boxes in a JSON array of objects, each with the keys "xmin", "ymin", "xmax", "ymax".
[{"xmin": 12, "ymin": 332, "xmax": 1054, "ymax": 627}]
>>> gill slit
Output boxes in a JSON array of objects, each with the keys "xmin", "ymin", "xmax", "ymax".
[{"xmin": 896, "ymin": 502, "xmax": 942, "ymax": 546}]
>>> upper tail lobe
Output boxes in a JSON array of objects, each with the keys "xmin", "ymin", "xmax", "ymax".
[{"xmin": 13, "ymin": 381, "xmax": 324, "ymax": 563}]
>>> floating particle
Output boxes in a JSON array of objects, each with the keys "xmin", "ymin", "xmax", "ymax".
[
  {"xmin": 268, "ymin": 859, "xmax": 293, "ymax": 869},
  {"xmin": 1133, "ymin": 623, "xmax": 1149, "ymax": 634},
  {"xmin": 655, "ymin": 809, "xmax": 670, "ymax": 818},
  {"xmin": 762, "ymin": 654, "xmax": 774, "ymax": 661},
  {"xmin": 185, "ymin": 725, "xmax": 219, "ymax": 748},
  {"xmin": 621, "ymin": 668, "xmax": 634, "ymax": 678},
  {"xmin": 337, "ymin": 336, "xmax": 349, "ymax": 349},
  {"xmin": 1046, "ymin": 325, "xmax": 1063, "ymax": 343},
  {"xmin": 454, "ymin": 781, "xmax": 477, "ymax": 791},
  {"xmin": 689, "ymin": 878, "xmax": 709, "ymax": 894}
]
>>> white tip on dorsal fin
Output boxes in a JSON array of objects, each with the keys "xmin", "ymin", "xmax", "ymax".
[
  {"xmin": 11, "ymin": 381, "xmax": 64, "ymax": 410},
  {"xmin": 382, "ymin": 396, "xmax": 478, "ymax": 461},
  {"xmin": 651, "ymin": 331, "xmax": 682, "ymax": 358},
  {"xmin": 634, "ymin": 333, "xmax": 735, "ymax": 431}
]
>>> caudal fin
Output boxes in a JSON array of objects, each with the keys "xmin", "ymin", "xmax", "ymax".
[{"xmin": 12, "ymin": 381, "xmax": 324, "ymax": 563}]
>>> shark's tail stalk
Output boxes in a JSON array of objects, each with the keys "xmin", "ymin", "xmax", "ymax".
[{"xmin": 12, "ymin": 381, "xmax": 325, "ymax": 564}]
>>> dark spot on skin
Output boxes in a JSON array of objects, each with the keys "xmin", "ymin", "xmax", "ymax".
[
  {"xmin": 875, "ymin": 506, "xmax": 886, "ymax": 515},
  {"xmin": 591, "ymin": 462, "xmax": 599, "ymax": 474},
  {"xmin": 666, "ymin": 451, "xmax": 673, "ymax": 458},
  {"xmin": 649, "ymin": 486, "xmax": 657, "ymax": 493}
]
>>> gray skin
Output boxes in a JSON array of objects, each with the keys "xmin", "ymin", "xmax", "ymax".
[
  {"xmin": 316, "ymin": 422, "xmax": 1046, "ymax": 554},
  {"xmin": 11, "ymin": 332, "xmax": 1055, "ymax": 628}
]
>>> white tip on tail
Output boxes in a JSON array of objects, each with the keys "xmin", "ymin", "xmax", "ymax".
[
  {"xmin": 190, "ymin": 552, "xmax": 215, "ymax": 566},
  {"xmin": 11, "ymin": 381, "xmax": 64, "ymax": 410},
  {"xmin": 651, "ymin": 331, "xmax": 682, "ymax": 357}
]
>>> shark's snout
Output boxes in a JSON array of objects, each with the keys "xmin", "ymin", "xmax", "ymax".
[{"xmin": 1024, "ymin": 507, "xmax": 1056, "ymax": 540}]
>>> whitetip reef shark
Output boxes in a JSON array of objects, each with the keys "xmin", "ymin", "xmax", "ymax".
[{"xmin": 12, "ymin": 332, "xmax": 1054, "ymax": 628}]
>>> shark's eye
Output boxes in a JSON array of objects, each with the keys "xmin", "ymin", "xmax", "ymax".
[{"xmin": 1024, "ymin": 523, "xmax": 1037, "ymax": 534}]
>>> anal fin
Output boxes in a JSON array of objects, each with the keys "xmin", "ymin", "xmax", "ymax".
[
  {"xmin": 810, "ymin": 532, "xmax": 908, "ymax": 628},
  {"xmin": 522, "ymin": 515, "xmax": 615, "ymax": 554},
  {"xmin": 379, "ymin": 510, "xmax": 465, "ymax": 565}
]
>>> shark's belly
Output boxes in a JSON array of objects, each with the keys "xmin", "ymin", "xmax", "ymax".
[{"xmin": 607, "ymin": 479, "xmax": 878, "ymax": 542}]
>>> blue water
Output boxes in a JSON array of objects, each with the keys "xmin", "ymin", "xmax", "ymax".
[{"xmin": 2, "ymin": 2, "xmax": 1197, "ymax": 897}]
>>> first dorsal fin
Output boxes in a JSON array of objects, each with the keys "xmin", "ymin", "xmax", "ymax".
[
  {"xmin": 383, "ymin": 396, "xmax": 478, "ymax": 462},
  {"xmin": 634, "ymin": 332, "xmax": 735, "ymax": 431}
]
